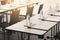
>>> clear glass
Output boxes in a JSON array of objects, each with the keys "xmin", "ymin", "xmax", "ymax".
[
  {"xmin": 55, "ymin": 3, "xmax": 60, "ymax": 12},
  {"xmin": 48, "ymin": 6, "xmax": 55, "ymax": 15},
  {"xmin": 39, "ymin": 10, "xmax": 45, "ymax": 19},
  {"xmin": 26, "ymin": 14, "xmax": 31, "ymax": 27},
  {"xmin": 49, "ymin": 6, "xmax": 53, "ymax": 14}
]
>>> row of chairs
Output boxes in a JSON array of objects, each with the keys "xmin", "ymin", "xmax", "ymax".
[{"xmin": 0, "ymin": 3, "xmax": 43, "ymax": 30}]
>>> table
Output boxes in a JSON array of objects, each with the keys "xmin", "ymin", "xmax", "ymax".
[
  {"xmin": 31, "ymin": 14, "xmax": 60, "ymax": 34},
  {"xmin": 49, "ymin": 12, "xmax": 60, "ymax": 17},
  {"xmin": 5, "ymin": 14, "xmax": 57, "ymax": 40},
  {"xmin": 28, "ymin": 15, "xmax": 57, "ymax": 31},
  {"xmin": 47, "ymin": 10, "xmax": 60, "ymax": 16},
  {"xmin": 0, "ymin": 9, "xmax": 8, "ymax": 12},
  {"xmin": 43, "ymin": 16, "xmax": 60, "ymax": 22},
  {"xmin": 6, "ymin": 19, "xmax": 57, "ymax": 34},
  {"xmin": 0, "ymin": 9, "xmax": 9, "ymax": 22}
]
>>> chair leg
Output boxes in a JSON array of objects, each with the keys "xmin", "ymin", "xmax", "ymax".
[
  {"xmin": 27, "ymin": 34, "xmax": 30, "ymax": 40},
  {"xmin": 3, "ymin": 28, "xmax": 5, "ymax": 40},
  {"xmin": 21, "ymin": 33, "xmax": 24, "ymax": 40},
  {"xmin": 7, "ymin": 32, "xmax": 10, "ymax": 40},
  {"xmin": 59, "ymin": 38, "xmax": 60, "ymax": 40},
  {"xmin": 7, "ymin": 30, "xmax": 12, "ymax": 40},
  {"xmin": 17, "ymin": 32, "xmax": 20, "ymax": 40}
]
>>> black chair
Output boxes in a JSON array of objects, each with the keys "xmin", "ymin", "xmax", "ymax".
[
  {"xmin": 0, "ymin": 14, "xmax": 9, "ymax": 28},
  {"xmin": 0, "ymin": 15, "xmax": 4, "ymax": 27},
  {"xmin": 19, "ymin": 6, "xmax": 34, "ymax": 21},
  {"xmin": 7, "ymin": 9, "xmax": 21, "ymax": 40},
  {"xmin": 54, "ymin": 32, "xmax": 60, "ymax": 40},
  {"xmin": 10, "ymin": 9, "xmax": 20, "ymax": 25},
  {"xmin": 1, "ymin": 0, "xmax": 7, "ymax": 5},
  {"xmin": 0, "ymin": 0, "xmax": 10, "ymax": 29},
  {"xmin": 38, "ymin": 4, "xmax": 43, "ymax": 14},
  {"xmin": 25, "ymin": 6, "xmax": 34, "ymax": 19}
]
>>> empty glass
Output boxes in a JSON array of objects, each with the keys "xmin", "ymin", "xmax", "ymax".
[
  {"xmin": 39, "ymin": 10, "xmax": 47, "ymax": 20},
  {"xmin": 26, "ymin": 14, "xmax": 32, "ymax": 27}
]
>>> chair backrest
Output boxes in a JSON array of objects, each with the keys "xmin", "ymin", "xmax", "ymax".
[
  {"xmin": 10, "ymin": 8, "xmax": 20, "ymax": 25},
  {"xmin": 1, "ymin": 0, "xmax": 7, "ymax": 5},
  {"xmin": 38, "ymin": 4, "xmax": 43, "ymax": 14},
  {"xmin": 0, "ymin": 15, "xmax": 4, "ymax": 23},
  {"xmin": 25, "ymin": 6, "xmax": 34, "ymax": 19},
  {"xmin": 32, "ymin": 3, "xmax": 43, "ymax": 15}
]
